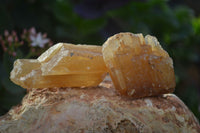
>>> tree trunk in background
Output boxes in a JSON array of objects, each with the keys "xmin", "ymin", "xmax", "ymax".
[{"xmin": 0, "ymin": 79, "xmax": 199, "ymax": 133}]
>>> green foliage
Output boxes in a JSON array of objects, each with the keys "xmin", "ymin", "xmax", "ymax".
[
  {"xmin": 107, "ymin": 0, "xmax": 194, "ymax": 45},
  {"xmin": 52, "ymin": 0, "xmax": 106, "ymax": 44}
]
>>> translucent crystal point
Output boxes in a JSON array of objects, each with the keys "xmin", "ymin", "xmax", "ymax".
[{"xmin": 102, "ymin": 32, "xmax": 176, "ymax": 98}]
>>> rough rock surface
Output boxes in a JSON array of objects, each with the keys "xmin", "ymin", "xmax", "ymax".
[{"xmin": 0, "ymin": 79, "xmax": 199, "ymax": 133}]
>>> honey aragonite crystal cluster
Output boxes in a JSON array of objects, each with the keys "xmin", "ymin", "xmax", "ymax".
[
  {"xmin": 10, "ymin": 33, "xmax": 176, "ymax": 99},
  {"xmin": 102, "ymin": 32, "xmax": 176, "ymax": 98},
  {"xmin": 10, "ymin": 43, "xmax": 107, "ymax": 88}
]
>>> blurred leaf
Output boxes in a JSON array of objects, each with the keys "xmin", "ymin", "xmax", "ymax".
[
  {"xmin": 78, "ymin": 18, "xmax": 106, "ymax": 35},
  {"xmin": 192, "ymin": 17, "xmax": 200, "ymax": 35},
  {"xmin": 53, "ymin": 0, "xmax": 75, "ymax": 25},
  {"xmin": 52, "ymin": 0, "xmax": 106, "ymax": 42}
]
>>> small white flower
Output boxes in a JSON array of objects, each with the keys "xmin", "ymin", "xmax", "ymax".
[{"xmin": 30, "ymin": 33, "xmax": 49, "ymax": 48}]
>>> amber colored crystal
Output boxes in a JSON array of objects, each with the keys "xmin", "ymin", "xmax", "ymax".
[
  {"xmin": 102, "ymin": 32, "xmax": 176, "ymax": 98},
  {"xmin": 38, "ymin": 43, "xmax": 107, "ymax": 75},
  {"xmin": 10, "ymin": 59, "xmax": 106, "ymax": 89},
  {"xmin": 10, "ymin": 43, "xmax": 107, "ymax": 89}
]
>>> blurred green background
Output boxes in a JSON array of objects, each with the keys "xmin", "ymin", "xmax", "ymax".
[{"xmin": 0, "ymin": 0, "xmax": 199, "ymax": 120}]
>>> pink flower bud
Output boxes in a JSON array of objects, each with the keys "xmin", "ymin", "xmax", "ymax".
[
  {"xmin": 48, "ymin": 42, "xmax": 53, "ymax": 47},
  {"xmin": 15, "ymin": 36, "xmax": 18, "ymax": 42},
  {"xmin": 29, "ymin": 27, "xmax": 36, "ymax": 35},
  {"xmin": 12, "ymin": 52, "xmax": 16, "ymax": 57},
  {"xmin": 3, "ymin": 47, "xmax": 7, "ymax": 52},
  {"xmin": 43, "ymin": 33, "xmax": 47, "ymax": 38},
  {"xmin": 8, "ymin": 35, "xmax": 13, "ymax": 43},
  {"xmin": 4, "ymin": 30, "xmax": 9, "ymax": 37},
  {"xmin": 31, "ymin": 48, "xmax": 35, "ymax": 52},
  {"xmin": 23, "ymin": 29, "xmax": 27, "ymax": 34},
  {"xmin": 12, "ymin": 31, "xmax": 17, "ymax": 36},
  {"xmin": 20, "ymin": 41, "xmax": 24, "ymax": 45}
]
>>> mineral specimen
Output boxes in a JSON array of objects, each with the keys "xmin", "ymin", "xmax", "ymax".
[
  {"xmin": 102, "ymin": 32, "xmax": 176, "ymax": 98},
  {"xmin": 38, "ymin": 43, "xmax": 107, "ymax": 76},
  {"xmin": 10, "ymin": 43, "xmax": 107, "ymax": 89}
]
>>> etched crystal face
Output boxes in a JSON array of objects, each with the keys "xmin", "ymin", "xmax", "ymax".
[
  {"xmin": 102, "ymin": 32, "xmax": 175, "ymax": 98},
  {"xmin": 10, "ymin": 43, "xmax": 107, "ymax": 89}
]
